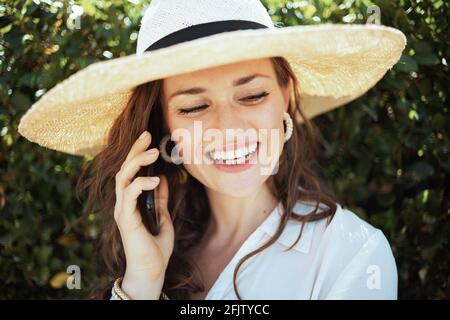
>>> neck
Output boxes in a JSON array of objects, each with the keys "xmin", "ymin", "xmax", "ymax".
[{"xmin": 204, "ymin": 183, "xmax": 278, "ymax": 246}]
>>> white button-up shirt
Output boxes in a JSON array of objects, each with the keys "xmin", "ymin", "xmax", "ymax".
[{"xmin": 204, "ymin": 200, "xmax": 398, "ymax": 300}]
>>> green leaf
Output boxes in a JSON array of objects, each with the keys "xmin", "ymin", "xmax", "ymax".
[
  {"xmin": 406, "ymin": 162, "xmax": 435, "ymax": 182},
  {"xmin": 415, "ymin": 53, "xmax": 440, "ymax": 65},
  {"xmin": 395, "ymin": 53, "xmax": 418, "ymax": 72}
]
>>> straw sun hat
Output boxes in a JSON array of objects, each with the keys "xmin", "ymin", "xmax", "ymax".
[{"xmin": 18, "ymin": 0, "xmax": 406, "ymax": 158}]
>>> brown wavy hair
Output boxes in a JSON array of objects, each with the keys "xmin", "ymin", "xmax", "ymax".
[{"xmin": 76, "ymin": 56, "xmax": 339, "ymax": 299}]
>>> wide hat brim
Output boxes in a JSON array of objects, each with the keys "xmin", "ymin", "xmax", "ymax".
[{"xmin": 18, "ymin": 23, "xmax": 406, "ymax": 158}]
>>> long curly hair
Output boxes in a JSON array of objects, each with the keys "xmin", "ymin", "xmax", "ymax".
[{"xmin": 76, "ymin": 56, "xmax": 339, "ymax": 299}]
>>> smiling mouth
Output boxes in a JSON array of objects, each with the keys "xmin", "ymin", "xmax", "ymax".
[{"xmin": 206, "ymin": 142, "xmax": 259, "ymax": 165}]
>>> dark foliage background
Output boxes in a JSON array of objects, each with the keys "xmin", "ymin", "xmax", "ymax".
[{"xmin": 1, "ymin": 0, "xmax": 448, "ymax": 299}]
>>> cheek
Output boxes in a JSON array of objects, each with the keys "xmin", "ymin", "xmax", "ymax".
[
  {"xmin": 255, "ymin": 96, "xmax": 284, "ymax": 126},
  {"xmin": 167, "ymin": 121, "xmax": 209, "ymax": 176},
  {"xmin": 255, "ymin": 101, "xmax": 285, "ymax": 147},
  {"xmin": 164, "ymin": 111, "xmax": 177, "ymax": 134}
]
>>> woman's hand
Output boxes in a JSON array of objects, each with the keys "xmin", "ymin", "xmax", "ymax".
[{"xmin": 113, "ymin": 130, "xmax": 175, "ymax": 299}]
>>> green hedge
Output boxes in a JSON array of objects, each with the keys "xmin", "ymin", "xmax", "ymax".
[{"xmin": 0, "ymin": 0, "xmax": 448, "ymax": 299}]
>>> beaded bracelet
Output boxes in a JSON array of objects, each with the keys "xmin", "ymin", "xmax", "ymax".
[
  {"xmin": 112, "ymin": 278, "xmax": 130, "ymax": 300},
  {"xmin": 112, "ymin": 277, "xmax": 170, "ymax": 300},
  {"xmin": 160, "ymin": 291, "xmax": 170, "ymax": 300}
]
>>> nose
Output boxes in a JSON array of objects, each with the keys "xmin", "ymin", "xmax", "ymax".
[
  {"xmin": 205, "ymin": 104, "xmax": 254, "ymax": 148},
  {"xmin": 213, "ymin": 103, "xmax": 247, "ymax": 132}
]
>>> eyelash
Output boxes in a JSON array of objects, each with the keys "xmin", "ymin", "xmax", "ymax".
[{"xmin": 178, "ymin": 91, "xmax": 270, "ymax": 115}]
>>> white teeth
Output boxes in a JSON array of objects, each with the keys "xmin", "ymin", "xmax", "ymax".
[
  {"xmin": 235, "ymin": 148, "xmax": 245, "ymax": 158},
  {"xmin": 209, "ymin": 142, "xmax": 258, "ymax": 164},
  {"xmin": 236, "ymin": 156, "xmax": 245, "ymax": 164},
  {"xmin": 225, "ymin": 158, "xmax": 236, "ymax": 165}
]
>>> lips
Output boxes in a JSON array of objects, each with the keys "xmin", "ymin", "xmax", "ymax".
[
  {"xmin": 211, "ymin": 142, "xmax": 259, "ymax": 173},
  {"xmin": 205, "ymin": 141, "xmax": 259, "ymax": 162}
]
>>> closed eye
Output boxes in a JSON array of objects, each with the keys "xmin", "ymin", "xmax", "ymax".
[{"xmin": 177, "ymin": 91, "xmax": 270, "ymax": 115}]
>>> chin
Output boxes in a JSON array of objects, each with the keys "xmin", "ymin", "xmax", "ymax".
[
  {"xmin": 212, "ymin": 184, "xmax": 261, "ymax": 198},
  {"xmin": 205, "ymin": 173, "xmax": 267, "ymax": 197}
]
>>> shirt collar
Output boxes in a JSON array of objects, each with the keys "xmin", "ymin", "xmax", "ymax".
[{"xmin": 258, "ymin": 201, "xmax": 322, "ymax": 254}]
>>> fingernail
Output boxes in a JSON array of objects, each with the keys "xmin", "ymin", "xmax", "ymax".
[
  {"xmin": 146, "ymin": 148, "xmax": 158, "ymax": 155},
  {"xmin": 150, "ymin": 176, "xmax": 160, "ymax": 183},
  {"xmin": 139, "ymin": 131, "xmax": 148, "ymax": 140}
]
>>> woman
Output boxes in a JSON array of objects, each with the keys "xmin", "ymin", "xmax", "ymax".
[{"xmin": 18, "ymin": 0, "xmax": 406, "ymax": 300}]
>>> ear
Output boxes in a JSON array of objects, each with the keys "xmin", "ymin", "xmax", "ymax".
[{"xmin": 281, "ymin": 78, "xmax": 293, "ymax": 113}]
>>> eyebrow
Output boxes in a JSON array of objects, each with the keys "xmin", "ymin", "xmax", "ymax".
[{"xmin": 168, "ymin": 73, "xmax": 270, "ymax": 101}]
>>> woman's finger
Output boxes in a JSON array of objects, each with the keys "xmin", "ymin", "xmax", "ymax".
[
  {"xmin": 120, "ymin": 149, "xmax": 159, "ymax": 186},
  {"xmin": 117, "ymin": 176, "xmax": 160, "ymax": 224},
  {"xmin": 122, "ymin": 131, "xmax": 152, "ymax": 169},
  {"xmin": 115, "ymin": 148, "xmax": 159, "ymax": 210},
  {"xmin": 154, "ymin": 174, "xmax": 169, "ymax": 215}
]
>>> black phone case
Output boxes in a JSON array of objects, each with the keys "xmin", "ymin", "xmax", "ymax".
[
  {"xmin": 136, "ymin": 106, "xmax": 170, "ymax": 236},
  {"xmin": 136, "ymin": 146, "xmax": 160, "ymax": 236}
]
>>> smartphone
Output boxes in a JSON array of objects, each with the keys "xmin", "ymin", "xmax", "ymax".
[
  {"xmin": 136, "ymin": 126, "xmax": 161, "ymax": 236},
  {"xmin": 136, "ymin": 105, "xmax": 173, "ymax": 236},
  {"xmin": 137, "ymin": 162, "xmax": 160, "ymax": 236}
]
